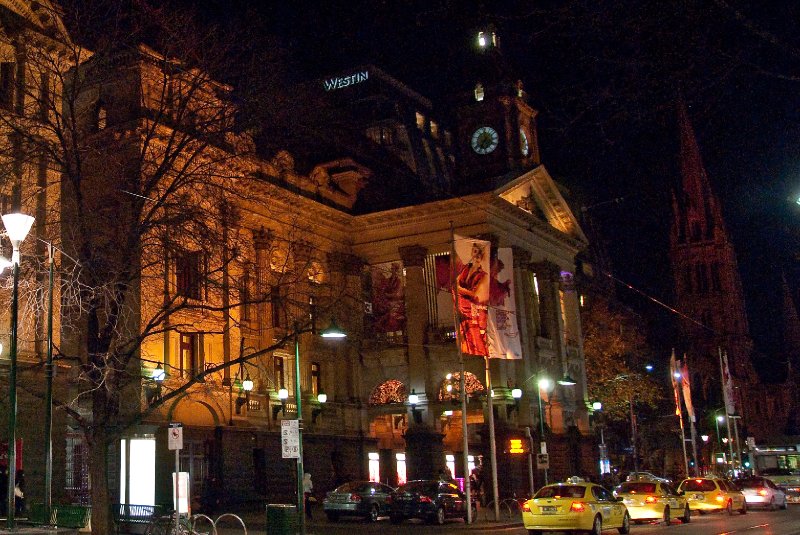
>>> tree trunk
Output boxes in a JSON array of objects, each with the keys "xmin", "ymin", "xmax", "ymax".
[{"xmin": 89, "ymin": 411, "xmax": 113, "ymax": 535}]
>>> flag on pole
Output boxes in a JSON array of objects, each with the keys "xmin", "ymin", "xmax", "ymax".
[
  {"xmin": 669, "ymin": 350, "xmax": 682, "ymax": 417},
  {"xmin": 681, "ymin": 355, "xmax": 696, "ymax": 423},
  {"xmin": 721, "ymin": 351, "xmax": 737, "ymax": 416}
]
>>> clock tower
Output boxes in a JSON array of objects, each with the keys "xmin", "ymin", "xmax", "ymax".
[{"xmin": 454, "ymin": 29, "xmax": 541, "ymax": 192}]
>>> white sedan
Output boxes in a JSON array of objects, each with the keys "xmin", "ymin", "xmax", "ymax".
[{"xmin": 734, "ymin": 477, "xmax": 788, "ymax": 510}]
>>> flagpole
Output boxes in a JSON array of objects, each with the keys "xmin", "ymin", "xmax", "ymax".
[
  {"xmin": 683, "ymin": 354, "xmax": 700, "ymax": 476},
  {"xmin": 671, "ymin": 350, "xmax": 690, "ymax": 477},
  {"xmin": 719, "ymin": 348, "xmax": 735, "ymax": 473},
  {"xmin": 450, "ymin": 223, "xmax": 472, "ymax": 524}
]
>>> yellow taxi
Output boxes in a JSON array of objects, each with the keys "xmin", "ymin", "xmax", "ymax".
[
  {"xmin": 522, "ymin": 478, "xmax": 630, "ymax": 535},
  {"xmin": 613, "ymin": 479, "xmax": 691, "ymax": 525},
  {"xmin": 677, "ymin": 477, "xmax": 747, "ymax": 515}
]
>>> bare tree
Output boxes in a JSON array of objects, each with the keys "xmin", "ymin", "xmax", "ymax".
[{"xmin": 0, "ymin": 2, "xmax": 357, "ymax": 533}]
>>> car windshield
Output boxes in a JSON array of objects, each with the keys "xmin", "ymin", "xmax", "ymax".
[
  {"xmin": 334, "ymin": 482, "xmax": 372, "ymax": 493},
  {"xmin": 617, "ymin": 482, "xmax": 657, "ymax": 494},
  {"xmin": 535, "ymin": 485, "xmax": 586, "ymax": 499},
  {"xmin": 680, "ymin": 479, "xmax": 717, "ymax": 492},
  {"xmin": 396, "ymin": 481, "xmax": 438, "ymax": 495},
  {"xmin": 735, "ymin": 478, "xmax": 766, "ymax": 489},
  {"xmin": 761, "ymin": 468, "xmax": 792, "ymax": 476}
]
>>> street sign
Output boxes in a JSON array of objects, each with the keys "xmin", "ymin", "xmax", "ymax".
[
  {"xmin": 536, "ymin": 453, "xmax": 549, "ymax": 469},
  {"xmin": 281, "ymin": 420, "xmax": 300, "ymax": 459},
  {"xmin": 168, "ymin": 423, "xmax": 183, "ymax": 451}
]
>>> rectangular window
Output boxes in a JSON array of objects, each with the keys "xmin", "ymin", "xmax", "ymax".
[
  {"xmin": 270, "ymin": 285, "xmax": 284, "ymax": 328},
  {"xmin": 176, "ymin": 250, "xmax": 204, "ymax": 300},
  {"xmin": 180, "ymin": 333, "xmax": 202, "ymax": 378},
  {"xmin": 274, "ymin": 356, "xmax": 285, "ymax": 389},
  {"xmin": 66, "ymin": 433, "xmax": 90, "ymax": 505},
  {"xmin": 240, "ymin": 273, "xmax": 251, "ymax": 321},
  {"xmin": 311, "ymin": 362, "xmax": 321, "ymax": 396},
  {"xmin": 39, "ymin": 73, "xmax": 49, "ymax": 121},
  {"xmin": 0, "ymin": 62, "xmax": 14, "ymax": 109}
]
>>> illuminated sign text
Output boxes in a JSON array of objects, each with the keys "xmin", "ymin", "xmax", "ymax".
[{"xmin": 323, "ymin": 71, "xmax": 369, "ymax": 91}]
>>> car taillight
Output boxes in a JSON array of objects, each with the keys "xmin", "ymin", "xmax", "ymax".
[
  {"xmin": 570, "ymin": 502, "xmax": 586, "ymax": 512},
  {"xmin": 419, "ymin": 495, "xmax": 433, "ymax": 503},
  {"xmin": 758, "ymin": 489, "xmax": 768, "ymax": 497},
  {"xmin": 522, "ymin": 502, "xmax": 531, "ymax": 512},
  {"xmin": 645, "ymin": 496, "xmax": 657, "ymax": 504},
  {"xmin": 350, "ymin": 493, "xmax": 362, "ymax": 502}
]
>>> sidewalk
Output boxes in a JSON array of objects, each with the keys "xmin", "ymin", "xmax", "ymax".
[{"xmin": 220, "ymin": 510, "xmax": 522, "ymax": 533}]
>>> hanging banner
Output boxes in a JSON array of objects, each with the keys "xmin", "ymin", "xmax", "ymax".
[
  {"xmin": 669, "ymin": 350, "xmax": 682, "ymax": 417},
  {"xmin": 369, "ymin": 261, "xmax": 406, "ymax": 336},
  {"xmin": 487, "ymin": 248, "xmax": 521, "ymax": 359},
  {"xmin": 0, "ymin": 439, "xmax": 23, "ymax": 470},
  {"xmin": 454, "ymin": 236, "xmax": 491, "ymax": 356},
  {"xmin": 681, "ymin": 356, "xmax": 696, "ymax": 423},
  {"xmin": 721, "ymin": 352, "xmax": 737, "ymax": 416}
]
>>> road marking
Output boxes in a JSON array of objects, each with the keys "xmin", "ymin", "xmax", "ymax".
[{"xmin": 716, "ymin": 524, "xmax": 770, "ymax": 534}]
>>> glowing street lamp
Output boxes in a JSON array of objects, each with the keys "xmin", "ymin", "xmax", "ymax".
[
  {"xmin": 537, "ymin": 376, "xmax": 554, "ymax": 485},
  {"xmin": 2, "ymin": 212, "xmax": 34, "ymax": 529}
]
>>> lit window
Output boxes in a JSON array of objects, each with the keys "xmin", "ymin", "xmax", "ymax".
[
  {"xmin": 474, "ymin": 83, "xmax": 484, "ymax": 102},
  {"xmin": 368, "ymin": 452, "xmax": 380, "ymax": 482},
  {"xmin": 430, "ymin": 121, "xmax": 439, "ymax": 138},
  {"xmin": 396, "ymin": 453, "xmax": 407, "ymax": 485},
  {"xmin": 175, "ymin": 250, "xmax": 204, "ymax": 300},
  {"xmin": 415, "ymin": 112, "xmax": 425, "ymax": 130}
]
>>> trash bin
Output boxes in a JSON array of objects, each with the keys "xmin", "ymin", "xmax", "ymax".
[{"xmin": 266, "ymin": 504, "xmax": 298, "ymax": 535}]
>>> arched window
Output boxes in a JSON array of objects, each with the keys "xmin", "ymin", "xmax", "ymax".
[
  {"xmin": 368, "ymin": 380, "xmax": 408, "ymax": 406},
  {"xmin": 437, "ymin": 371, "xmax": 485, "ymax": 401}
]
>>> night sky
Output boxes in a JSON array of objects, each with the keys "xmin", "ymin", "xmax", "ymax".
[
  {"xmin": 244, "ymin": 1, "xmax": 800, "ymax": 369},
  {"xmin": 76, "ymin": 1, "xmax": 800, "ymax": 370}
]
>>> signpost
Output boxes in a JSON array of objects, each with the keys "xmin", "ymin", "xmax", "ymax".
[
  {"xmin": 536, "ymin": 453, "xmax": 550, "ymax": 470},
  {"xmin": 281, "ymin": 420, "xmax": 300, "ymax": 459},
  {"xmin": 168, "ymin": 423, "xmax": 183, "ymax": 535}
]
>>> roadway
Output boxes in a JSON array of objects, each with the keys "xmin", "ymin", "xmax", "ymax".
[{"xmin": 213, "ymin": 505, "xmax": 800, "ymax": 534}]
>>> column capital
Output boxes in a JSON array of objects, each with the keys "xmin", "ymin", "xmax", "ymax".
[
  {"xmin": 327, "ymin": 251, "xmax": 364, "ymax": 275},
  {"xmin": 398, "ymin": 245, "xmax": 428, "ymax": 268},
  {"xmin": 511, "ymin": 246, "xmax": 531, "ymax": 267},
  {"xmin": 529, "ymin": 260, "xmax": 560, "ymax": 281},
  {"xmin": 252, "ymin": 226, "xmax": 274, "ymax": 250}
]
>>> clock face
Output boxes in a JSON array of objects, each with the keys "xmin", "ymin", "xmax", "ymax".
[
  {"xmin": 520, "ymin": 128, "xmax": 530, "ymax": 156},
  {"xmin": 471, "ymin": 126, "xmax": 499, "ymax": 154}
]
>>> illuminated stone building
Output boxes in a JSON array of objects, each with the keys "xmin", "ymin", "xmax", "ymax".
[{"xmin": 0, "ymin": 2, "xmax": 595, "ymax": 511}]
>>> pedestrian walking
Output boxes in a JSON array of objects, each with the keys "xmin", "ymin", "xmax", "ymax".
[{"xmin": 303, "ymin": 472, "xmax": 314, "ymax": 520}]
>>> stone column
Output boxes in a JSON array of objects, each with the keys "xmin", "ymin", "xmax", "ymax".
[
  {"xmin": 398, "ymin": 245, "xmax": 446, "ymax": 480},
  {"xmin": 327, "ymin": 251, "xmax": 364, "ymax": 403}
]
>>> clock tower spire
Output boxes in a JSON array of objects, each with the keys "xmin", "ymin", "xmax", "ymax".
[{"xmin": 453, "ymin": 28, "xmax": 541, "ymax": 192}]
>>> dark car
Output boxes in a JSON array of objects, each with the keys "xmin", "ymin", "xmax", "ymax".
[
  {"xmin": 323, "ymin": 481, "xmax": 395, "ymax": 522},
  {"xmin": 388, "ymin": 480, "xmax": 474, "ymax": 525}
]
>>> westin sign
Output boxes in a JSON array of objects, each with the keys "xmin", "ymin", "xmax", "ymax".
[{"xmin": 323, "ymin": 70, "xmax": 369, "ymax": 91}]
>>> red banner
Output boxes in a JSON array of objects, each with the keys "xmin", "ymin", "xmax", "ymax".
[{"xmin": 0, "ymin": 439, "xmax": 23, "ymax": 470}]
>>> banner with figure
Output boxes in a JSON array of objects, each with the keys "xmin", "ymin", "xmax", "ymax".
[
  {"xmin": 669, "ymin": 350, "xmax": 682, "ymax": 417},
  {"xmin": 453, "ymin": 236, "xmax": 491, "ymax": 356},
  {"xmin": 369, "ymin": 261, "xmax": 406, "ymax": 337},
  {"xmin": 487, "ymin": 248, "xmax": 521, "ymax": 359},
  {"xmin": 681, "ymin": 356, "xmax": 696, "ymax": 423},
  {"xmin": 721, "ymin": 351, "xmax": 737, "ymax": 416}
]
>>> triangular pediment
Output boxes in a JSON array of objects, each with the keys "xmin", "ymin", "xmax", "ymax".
[{"xmin": 496, "ymin": 165, "xmax": 587, "ymax": 243}]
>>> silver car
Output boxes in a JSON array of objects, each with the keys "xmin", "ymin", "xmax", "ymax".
[
  {"xmin": 735, "ymin": 477, "xmax": 788, "ymax": 510},
  {"xmin": 323, "ymin": 481, "xmax": 395, "ymax": 522}
]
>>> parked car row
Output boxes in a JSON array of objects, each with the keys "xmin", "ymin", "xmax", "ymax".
[
  {"xmin": 322, "ymin": 479, "xmax": 474, "ymax": 525},
  {"xmin": 322, "ymin": 472, "xmax": 791, "ymax": 527},
  {"xmin": 521, "ymin": 474, "xmax": 790, "ymax": 534}
]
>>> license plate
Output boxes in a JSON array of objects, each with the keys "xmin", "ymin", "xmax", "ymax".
[
  {"xmin": 540, "ymin": 506, "xmax": 557, "ymax": 514},
  {"xmin": 693, "ymin": 494, "xmax": 703, "ymax": 500}
]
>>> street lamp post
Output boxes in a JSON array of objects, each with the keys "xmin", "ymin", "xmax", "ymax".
[
  {"xmin": 2, "ymin": 212, "xmax": 35, "ymax": 530},
  {"xmin": 537, "ymin": 377, "xmax": 553, "ymax": 485},
  {"xmin": 629, "ymin": 395, "xmax": 639, "ymax": 476},
  {"xmin": 295, "ymin": 320, "xmax": 346, "ymax": 535}
]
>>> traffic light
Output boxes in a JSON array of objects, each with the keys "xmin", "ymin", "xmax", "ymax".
[{"xmin": 742, "ymin": 454, "xmax": 751, "ymax": 469}]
